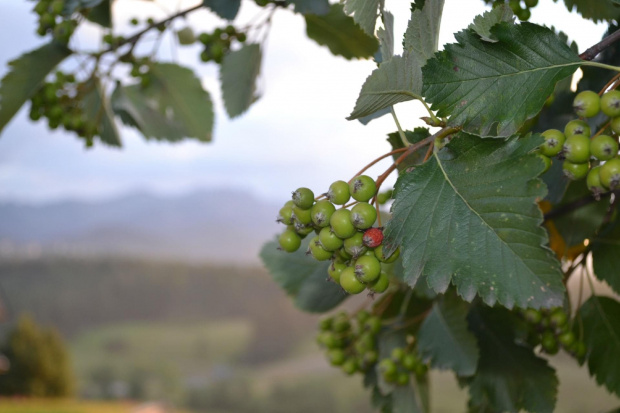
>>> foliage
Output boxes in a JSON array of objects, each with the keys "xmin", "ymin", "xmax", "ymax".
[{"xmin": 0, "ymin": 314, "xmax": 74, "ymax": 397}]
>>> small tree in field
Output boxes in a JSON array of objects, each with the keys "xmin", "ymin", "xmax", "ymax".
[
  {"xmin": 1, "ymin": 0, "xmax": 620, "ymax": 411},
  {"xmin": 0, "ymin": 314, "xmax": 74, "ymax": 397}
]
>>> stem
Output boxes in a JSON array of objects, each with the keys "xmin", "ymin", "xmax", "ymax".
[
  {"xmin": 599, "ymin": 72, "xmax": 620, "ymax": 95},
  {"xmin": 543, "ymin": 190, "xmax": 619, "ymax": 222},
  {"xmin": 391, "ymin": 107, "xmax": 409, "ymax": 147},
  {"xmin": 422, "ymin": 140, "xmax": 434, "ymax": 162},
  {"xmin": 591, "ymin": 121, "xmax": 611, "ymax": 139},
  {"xmin": 581, "ymin": 61, "xmax": 620, "ymax": 73},
  {"xmin": 376, "ymin": 195, "xmax": 382, "ymax": 227},
  {"xmin": 580, "ymin": 28, "xmax": 620, "ymax": 61},
  {"xmin": 349, "ymin": 148, "xmax": 407, "ymax": 183},
  {"xmin": 342, "ymin": 200, "xmax": 360, "ymax": 209}
]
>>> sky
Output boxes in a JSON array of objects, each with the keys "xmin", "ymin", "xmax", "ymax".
[{"xmin": 0, "ymin": 0, "xmax": 608, "ymax": 205}]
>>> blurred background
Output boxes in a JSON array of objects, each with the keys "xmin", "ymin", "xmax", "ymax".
[{"xmin": 0, "ymin": 0, "xmax": 619, "ymax": 412}]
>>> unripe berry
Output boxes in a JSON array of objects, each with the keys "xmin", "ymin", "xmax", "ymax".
[
  {"xmin": 558, "ymin": 330, "xmax": 576, "ymax": 348},
  {"xmin": 311, "ymin": 200, "xmax": 336, "ymax": 227},
  {"xmin": 611, "ymin": 117, "xmax": 620, "ymax": 135},
  {"xmin": 365, "ymin": 316, "xmax": 382, "ymax": 334},
  {"xmin": 524, "ymin": 308, "xmax": 542, "ymax": 324},
  {"xmin": 587, "ymin": 166, "xmax": 604, "ymax": 196},
  {"xmin": 354, "ymin": 255, "xmax": 382, "ymax": 283},
  {"xmin": 279, "ymin": 230, "xmax": 301, "ymax": 252},
  {"xmin": 318, "ymin": 317, "xmax": 332, "ymax": 331},
  {"xmin": 573, "ymin": 90, "xmax": 601, "ymax": 118},
  {"xmin": 350, "ymin": 202, "xmax": 377, "ymax": 229},
  {"xmin": 363, "ymin": 228, "xmax": 384, "ymax": 248},
  {"xmin": 342, "ymin": 358, "xmax": 358, "ymax": 375},
  {"xmin": 391, "ymin": 347, "xmax": 405, "ymax": 361},
  {"xmin": 563, "ymin": 135, "xmax": 590, "ymax": 163},
  {"xmin": 564, "ymin": 119, "xmax": 590, "ymax": 138},
  {"xmin": 369, "ymin": 271, "xmax": 389, "ymax": 293},
  {"xmin": 327, "ymin": 260, "xmax": 347, "ymax": 283},
  {"xmin": 327, "ymin": 180, "xmax": 351, "ymax": 205},
  {"xmin": 540, "ymin": 129, "xmax": 566, "ymax": 157},
  {"xmin": 600, "ymin": 90, "xmax": 620, "ymax": 117},
  {"xmin": 277, "ymin": 204, "xmax": 294, "ymax": 225},
  {"xmin": 328, "ymin": 349, "xmax": 346, "ymax": 366},
  {"xmin": 292, "ymin": 205, "xmax": 312, "ymax": 225},
  {"xmin": 330, "ymin": 209, "xmax": 357, "ymax": 239},
  {"xmin": 319, "ymin": 227, "xmax": 344, "ymax": 251},
  {"xmin": 379, "ymin": 358, "xmax": 397, "ymax": 377},
  {"xmin": 349, "ymin": 175, "xmax": 376, "ymax": 202},
  {"xmin": 549, "ymin": 308, "xmax": 568, "ymax": 328},
  {"xmin": 292, "ymin": 187, "xmax": 314, "ymax": 209},
  {"xmin": 332, "ymin": 314, "xmax": 350, "ymax": 332},
  {"xmin": 402, "ymin": 354, "xmax": 418, "ymax": 371},
  {"xmin": 590, "ymin": 135, "xmax": 618, "ymax": 161},
  {"xmin": 396, "ymin": 372, "xmax": 410, "ymax": 386},
  {"xmin": 537, "ymin": 154, "xmax": 552, "ymax": 174},
  {"xmin": 599, "ymin": 158, "xmax": 620, "ymax": 189},
  {"xmin": 563, "ymin": 161, "xmax": 589, "ymax": 180},
  {"xmin": 344, "ymin": 232, "xmax": 366, "ymax": 258},
  {"xmin": 375, "ymin": 245, "xmax": 400, "ymax": 263},
  {"xmin": 340, "ymin": 266, "xmax": 366, "ymax": 294},
  {"xmin": 308, "ymin": 236, "xmax": 333, "ymax": 261}
]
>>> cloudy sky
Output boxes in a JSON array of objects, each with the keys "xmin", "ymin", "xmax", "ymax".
[{"xmin": 0, "ymin": 0, "xmax": 608, "ymax": 205}]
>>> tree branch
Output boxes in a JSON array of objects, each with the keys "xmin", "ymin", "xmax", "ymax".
[
  {"xmin": 543, "ymin": 189, "xmax": 620, "ymax": 222},
  {"xmin": 580, "ymin": 28, "xmax": 620, "ymax": 61}
]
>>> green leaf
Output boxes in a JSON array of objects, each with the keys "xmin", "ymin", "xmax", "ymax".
[
  {"xmin": 386, "ymin": 127, "xmax": 430, "ymax": 170},
  {"xmin": 0, "ymin": 42, "xmax": 71, "ymax": 135},
  {"xmin": 347, "ymin": 53, "xmax": 422, "ymax": 120},
  {"xmin": 85, "ymin": 0, "xmax": 111, "ymax": 28},
  {"xmin": 377, "ymin": 11, "xmax": 394, "ymax": 63},
  {"xmin": 467, "ymin": 4, "xmax": 515, "ymax": 43},
  {"xmin": 286, "ymin": 0, "xmax": 329, "ymax": 15},
  {"xmin": 202, "ymin": 0, "xmax": 241, "ymax": 20},
  {"xmin": 553, "ymin": 181, "xmax": 609, "ymax": 247},
  {"xmin": 384, "ymin": 133, "xmax": 565, "ymax": 309},
  {"xmin": 417, "ymin": 293, "xmax": 479, "ymax": 376},
  {"xmin": 259, "ymin": 237, "xmax": 347, "ymax": 313},
  {"xmin": 343, "ymin": 0, "xmax": 380, "ymax": 36},
  {"xmin": 563, "ymin": 0, "xmax": 620, "ymax": 22},
  {"xmin": 111, "ymin": 63, "xmax": 213, "ymax": 142},
  {"xmin": 220, "ymin": 44, "xmax": 262, "ymax": 118},
  {"xmin": 592, "ymin": 219, "xmax": 620, "ymax": 295},
  {"xmin": 358, "ymin": 106, "xmax": 391, "ymax": 125},
  {"xmin": 579, "ymin": 296, "xmax": 620, "ymax": 397},
  {"xmin": 82, "ymin": 77, "xmax": 121, "ymax": 147},
  {"xmin": 403, "ymin": 0, "xmax": 445, "ymax": 63},
  {"xmin": 63, "ymin": 0, "xmax": 105, "ymax": 15},
  {"xmin": 422, "ymin": 23, "xmax": 581, "ymax": 137},
  {"xmin": 467, "ymin": 306, "xmax": 559, "ymax": 413},
  {"xmin": 305, "ymin": 4, "xmax": 379, "ymax": 60}
]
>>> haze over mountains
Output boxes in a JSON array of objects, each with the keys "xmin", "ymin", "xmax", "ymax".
[{"xmin": 0, "ymin": 190, "xmax": 281, "ymax": 263}]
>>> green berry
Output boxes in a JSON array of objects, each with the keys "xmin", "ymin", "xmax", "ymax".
[
  {"xmin": 524, "ymin": 308, "xmax": 543, "ymax": 324},
  {"xmin": 349, "ymin": 175, "xmax": 376, "ymax": 202},
  {"xmin": 590, "ymin": 135, "xmax": 618, "ymax": 161},
  {"xmin": 330, "ymin": 209, "xmax": 356, "ymax": 239},
  {"xmin": 573, "ymin": 341, "xmax": 587, "ymax": 359},
  {"xmin": 130, "ymin": 17, "xmax": 139, "ymax": 25},
  {"xmin": 611, "ymin": 117, "xmax": 620, "ymax": 135},
  {"xmin": 524, "ymin": 0, "xmax": 538, "ymax": 6},
  {"xmin": 350, "ymin": 202, "xmax": 377, "ymax": 229},
  {"xmin": 540, "ymin": 129, "xmax": 566, "ymax": 157},
  {"xmin": 541, "ymin": 331, "xmax": 559, "ymax": 354},
  {"xmin": 558, "ymin": 331, "xmax": 576, "ymax": 348},
  {"xmin": 328, "ymin": 349, "xmax": 346, "ymax": 366},
  {"xmin": 344, "ymin": 232, "xmax": 366, "ymax": 257},
  {"xmin": 414, "ymin": 363, "xmax": 428, "ymax": 377},
  {"xmin": 328, "ymin": 260, "xmax": 347, "ymax": 283},
  {"xmin": 375, "ymin": 245, "xmax": 400, "ymax": 263},
  {"xmin": 356, "ymin": 309, "xmax": 371, "ymax": 324},
  {"xmin": 337, "ymin": 247, "xmax": 353, "ymax": 261},
  {"xmin": 368, "ymin": 271, "xmax": 389, "ymax": 293},
  {"xmin": 376, "ymin": 189, "xmax": 393, "ymax": 204},
  {"xmin": 538, "ymin": 154, "xmax": 552, "ymax": 174},
  {"xmin": 277, "ymin": 205, "xmax": 294, "ymax": 225},
  {"xmin": 327, "ymin": 180, "xmax": 351, "ymax": 205},
  {"xmin": 292, "ymin": 205, "xmax": 312, "ymax": 225},
  {"xmin": 600, "ymin": 90, "xmax": 620, "ymax": 117},
  {"xmin": 599, "ymin": 158, "xmax": 620, "ymax": 189},
  {"xmin": 365, "ymin": 316, "xmax": 382, "ymax": 334},
  {"xmin": 516, "ymin": 8, "xmax": 531, "ymax": 20},
  {"xmin": 573, "ymin": 90, "xmax": 601, "ymax": 118},
  {"xmin": 364, "ymin": 351, "xmax": 378, "ymax": 365},
  {"xmin": 563, "ymin": 161, "xmax": 590, "ymax": 180},
  {"xmin": 293, "ymin": 222, "xmax": 314, "ymax": 237},
  {"xmin": 319, "ymin": 227, "xmax": 344, "ymax": 251},
  {"xmin": 379, "ymin": 359, "xmax": 397, "ymax": 377},
  {"xmin": 391, "ymin": 347, "xmax": 405, "ymax": 362},
  {"xmin": 340, "ymin": 266, "xmax": 366, "ymax": 294},
  {"xmin": 587, "ymin": 166, "xmax": 605, "ymax": 195},
  {"xmin": 402, "ymin": 354, "xmax": 418, "ymax": 371},
  {"xmin": 354, "ymin": 255, "xmax": 381, "ymax": 283},
  {"xmin": 549, "ymin": 308, "xmax": 568, "ymax": 327},
  {"xmin": 318, "ymin": 317, "xmax": 332, "ymax": 331},
  {"xmin": 292, "ymin": 187, "xmax": 314, "ymax": 209},
  {"xmin": 396, "ymin": 372, "xmax": 410, "ymax": 386},
  {"xmin": 564, "ymin": 119, "xmax": 591, "ymax": 138},
  {"xmin": 332, "ymin": 314, "xmax": 350, "ymax": 332},
  {"xmin": 356, "ymin": 332, "xmax": 375, "ymax": 352},
  {"xmin": 563, "ymin": 135, "xmax": 591, "ymax": 163},
  {"xmin": 311, "ymin": 200, "xmax": 336, "ymax": 227},
  {"xmin": 308, "ymin": 236, "xmax": 333, "ymax": 261},
  {"xmin": 342, "ymin": 358, "xmax": 358, "ymax": 375},
  {"xmin": 279, "ymin": 230, "xmax": 301, "ymax": 252}
]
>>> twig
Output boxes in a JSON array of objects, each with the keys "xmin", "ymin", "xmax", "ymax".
[
  {"xmin": 599, "ymin": 72, "xmax": 620, "ymax": 95},
  {"xmin": 580, "ymin": 28, "xmax": 620, "ymax": 61},
  {"xmin": 543, "ymin": 190, "xmax": 619, "ymax": 221},
  {"xmin": 349, "ymin": 148, "xmax": 407, "ymax": 183}
]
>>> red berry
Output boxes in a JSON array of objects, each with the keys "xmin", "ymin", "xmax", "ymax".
[{"xmin": 363, "ymin": 228, "xmax": 383, "ymax": 248}]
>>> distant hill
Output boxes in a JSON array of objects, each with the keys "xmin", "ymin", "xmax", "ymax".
[{"xmin": 0, "ymin": 190, "xmax": 281, "ymax": 263}]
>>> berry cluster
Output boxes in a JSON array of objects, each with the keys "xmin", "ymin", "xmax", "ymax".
[
  {"xmin": 520, "ymin": 308, "xmax": 586, "ymax": 360},
  {"xmin": 276, "ymin": 176, "xmax": 400, "ymax": 296},
  {"xmin": 486, "ymin": 0, "xmax": 537, "ymax": 21},
  {"xmin": 316, "ymin": 311, "xmax": 382, "ymax": 375},
  {"xmin": 33, "ymin": 0, "xmax": 77, "ymax": 43},
  {"xmin": 378, "ymin": 345, "xmax": 427, "ymax": 386},
  {"xmin": 29, "ymin": 71, "xmax": 90, "ymax": 136},
  {"xmin": 539, "ymin": 89, "xmax": 620, "ymax": 196},
  {"xmin": 197, "ymin": 26, "xmax": 247, "ymax": 64}
]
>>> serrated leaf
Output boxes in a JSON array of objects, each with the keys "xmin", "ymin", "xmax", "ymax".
[
  {"xmin": 384, "ymin": 133, "xmax": 565, "ymax": 309},
  {"xmin": 286, "ymin": 0, "xmax": 329, "ymax": 15},
  {"xmin": 347, "ymin": 53, "xmax": 422, "ymax": 120},
  {"xmin": 85, "ymin": 0, "xmax": 111, "ymax": 27},
  {"xmin": 467, "ymin": 4, "xmax": 515, "ymax": 43},
  {"xmin": 579, "ymin": 296, "xmax": 620, "ymax": 397},
  {"xmin": 467, "ymin": 306, "xmax": 559, "ymax": 413},
  {"xmin": 358, "ymin": 106, "xmax": 391, "ymax": 125},
  {"xmin": 202, "ymin": 0, "xmax": 241, "ymax": 20},
  {"xmin": 305, "ymin": 4, "xmax": 379, "ymax": 60},
  {"xmin": 403, "ymin": 0, "xmax": 445, "ymax": 63},
  {"xmin": 417, "ymin": 293, "xmax": 479, "ymax": 376},
  {"xmin": 422, "ymin": 22, "xmax": 581, "ymax": 137},
  {"xmin": 220, "ymin": 44, "xmax": 262, "ymax": 118},
  {"xmin": 376, "ymin": 10, "xmax": 394, "ymax": 63},
  {"xmin": 563, "ymin": 0, "xmax": 620, "ymax": 22},
  {"xmin": 386, "ymin": 127, "xmax": 430, "ymax": 170},
  {"xmin": 260, "ymin": 237, "xmax": 347, "ymax": 313},
  {"xmin": 0, "ymin": 42, "xmax": 71, "ymax": 135},
  {"xmin": 111, "ymin": 63, "xmax": 213, "ymax": 142},
  {"xmin": 343, "ymin": 0, "xmax": 380, "ymax": 36},
  {"xmin": 82, "ymin": 77, "xmax": 121, "ymax": 147},
  {"xmin": 592, "ymin": 219, "xmax": 620, "ymax": 295}
]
